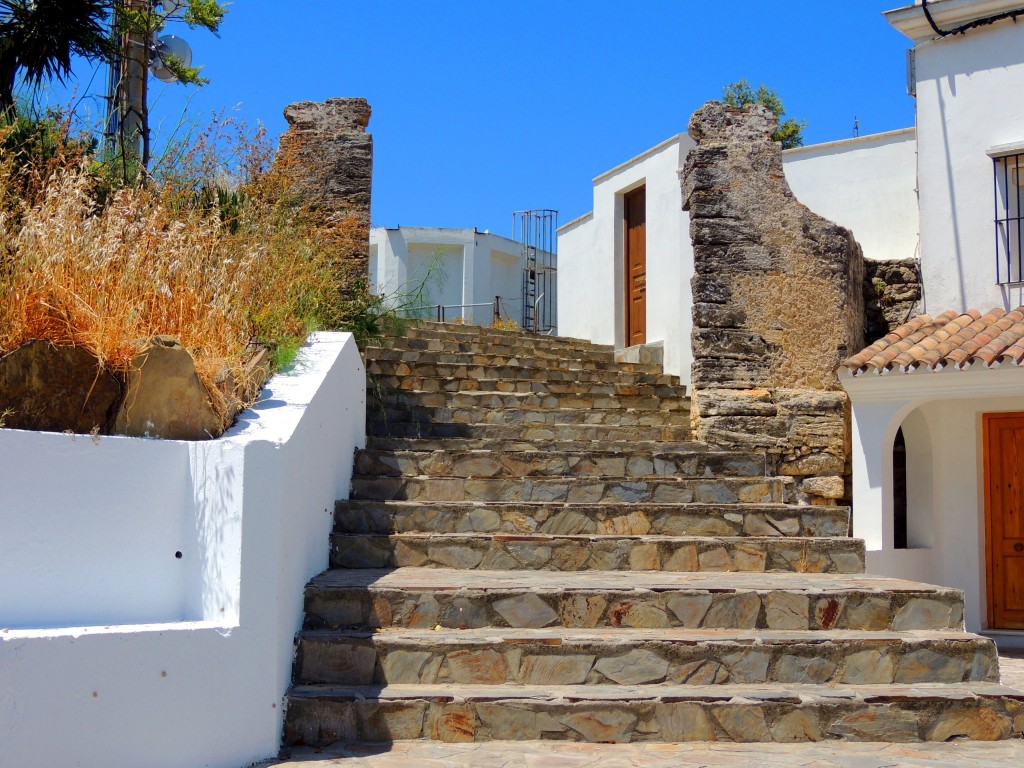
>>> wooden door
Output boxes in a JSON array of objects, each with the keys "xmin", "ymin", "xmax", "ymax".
[
  {"xmin": 624, "ymin": 186, "xmax": 646, "ymax": 347},
  {"xmin": 984, "ymin": 412, "xmax": 1024, "ymax": 629}
]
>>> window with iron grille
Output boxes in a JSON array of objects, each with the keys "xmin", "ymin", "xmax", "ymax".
[{"xmin": 994, "ymin": 152, "xmax": 1024, "ymax": 284}]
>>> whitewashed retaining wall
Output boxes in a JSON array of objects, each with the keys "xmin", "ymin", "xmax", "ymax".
[{"xmin": 0, "ymin": 332, "xmax": 365, "ymax": 768}]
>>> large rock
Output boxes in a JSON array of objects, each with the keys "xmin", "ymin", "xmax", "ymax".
[
  {"xmin": 0, "ymin": 340, "xmax": 122, "ymax": 434},
  {"xmin": 681, "ymin": 103, "xmax": 864, "ymax": 492},
  {"xmin": 276, "ymin": 97, "xmax": 373, "ymax": 297},
  {"xmin": 113, "ymin": 336, "xmax": 224, "ymax": 440}
]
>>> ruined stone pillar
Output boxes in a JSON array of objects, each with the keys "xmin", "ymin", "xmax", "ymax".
[
  {"xmin": 681, "ymin": 102, "xmax": 865, "ymax": 502},
  {"xmin": 276, "ymin": 97, "xmax": 373, "ymax": 297}
]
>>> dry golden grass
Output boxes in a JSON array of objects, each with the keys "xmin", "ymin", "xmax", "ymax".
[{"xmin": 0, "ymin": 118, "xmax": 360, "ymax": 420}]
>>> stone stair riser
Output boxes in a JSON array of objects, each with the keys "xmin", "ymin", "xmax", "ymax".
[
  {"xmin": 393, "ymin": 326, "xmax": 614, "ymax": 352},
  {"xmin": 350, "ymin": 476, "xmax": 788, "ymax": 505},
  {"xmin": 369, "ymin": 339, "xmax": 616, "ymax": 361},
  {"xmin": 334, "ymin": 501, "xmax": 851, "ymax": 538},
  {"xmin": 329, "ymin": 534, "xmax": 865, "ymax": 574},
  {"xmin": 303, "ymin": 587, "xmax": 964, "ymax": 633},
  {"xmin": 295, "ymin": 634, "xmax": 997, "ymax": 687},
  {"xmin": 368, "ymin": 406, "xmax": 690, "ymax": 429},
  {"xmin": 367, "ymin": 362, "xmax": 681, "ymax": 387},
  {"xmin": 367, "ymin": 421, "xmax": 694, "ymax": 441},
  {"xmin": 354, "ymin": 449, "xmax": 764, "ymax": 480},
  {"xmin": 369, "ymin": 377, "xmax": 687, "ymax": 399},
  {"xmin": 363, "ymin": 437, "xmax": 705, "ymax": 452},
  {"xmin": 373, "ymin": 391, "xmax": 689, "ymax": 412},
  {"xmin": 364, "ymin": 348, "xmax": 665, "ymax": 375},
  {"xmin": 283, "ymin": 693, "xmax": 1024, "ymax": 746}
]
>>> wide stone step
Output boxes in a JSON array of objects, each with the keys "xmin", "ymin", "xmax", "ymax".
[
  {"xmin": 350, "ymin": 475, "xmax": 788, "ymax": 504},
  {"xmin": 364, "ymin": 347, "xmax": 665, "ymax": 376},
  {"xmin": 366, "ymin": 420, "xmax": 693, "ymax": 442},
  {"xmin": 363, "ymin": 437, "xmax": 704, "ymax": 453},
  {"xmin": 373, "ymin": 390, "xmax": 688, "ymax": 413},
  {"xmin": 354, "ymin": 448, "xmax": 765, "ymax": 480},
  {"xmin": 329, "ymin": 533, "xmax": 863, "ymax": 573},
  {"xmin": 283, "ymin": 681, "xmax": 1024, "ymax": 745},
  {"xmin": 366, "ymin": 359, "xmax": 681, "ymax": 388},
  {"xmin": 294, "ymin": 627, "xmax": 998, "ymax": 687},
  {"xmin": 333, "ymin": 500, "xmax": 851, "ymax": 538},
  {"xmin": 303, "ymin": 569, "xmax": 964, "ymax": 632},
  {"xmin": 369, "ymin": 376, "xmax": 688, "ymax": 400}
]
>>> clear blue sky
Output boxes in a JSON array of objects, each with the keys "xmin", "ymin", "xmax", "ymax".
[{"xmin": 45, "ymin": 1, "xmax": 917, "ymax": 238}]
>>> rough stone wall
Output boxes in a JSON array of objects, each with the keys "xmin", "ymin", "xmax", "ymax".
[
  {"xmin": 681, "ymin": 102, "xmax": 865, "ymax": 503},
  {"xmin": 276, "ymin": 97, "xmax": 373, "ymax": 296},
  {"xmin": 864, "ymin": 258, "xmax": 922, "ymax": 344}
]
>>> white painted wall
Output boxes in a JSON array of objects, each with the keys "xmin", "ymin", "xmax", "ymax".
[
  {"xmin": 782, "ymin": 129, "xmax": 919, "ymax": 263},
  {"xmin": 558, "ymin": 134, "xmax": 694, "ymax": 378},
  {"xmin": 842, "ymin": 364, "xmax": 1024, "ymax": 633},
  {"xmin": 369, "ymin": 226, "xmax": 556, "ymax": 329},
  {"xmin": 891, "ymin": 3, "xmax": 1024, "ymax": 312},
  {"xmin": 0, "ymin": 332, "xmax": 366, "ymax": 768}
]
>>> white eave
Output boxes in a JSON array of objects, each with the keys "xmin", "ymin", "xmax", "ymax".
[{"xmin": 885, "ymin": 0, "xmax": 1024, "ymax": 43}]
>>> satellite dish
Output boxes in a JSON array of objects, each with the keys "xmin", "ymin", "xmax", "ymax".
[
  {"xmin": 158, "ymin": 0, "xmax": 187, "ymax": 15},
  {"xmin": 149, "ymin": 34, "xmax": 193, "ymax": 83}
]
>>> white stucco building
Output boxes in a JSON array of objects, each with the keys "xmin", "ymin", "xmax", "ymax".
[
  {"xmin": 370, "ymin": 226, "xmax": 557, "ymax": 332},
  {"xmin": 558, "ymin": 125, "xmax": 919, "ymax": 382},
  {"xmin": 843, "ymin": 0, "xmax": 1024, "ymax": 643},
  {"xmin": 557, "ymin": 0, "xmax": 1024, "ymax": 641}
]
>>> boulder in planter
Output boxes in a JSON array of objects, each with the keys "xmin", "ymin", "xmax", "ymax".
[
  {"xmin": 114, "ymin": 336, "xmax": 224, "ymax": 440},
  {"xmin": 0, "ymin": 340, "xmax": 122, "ymax": 434}
]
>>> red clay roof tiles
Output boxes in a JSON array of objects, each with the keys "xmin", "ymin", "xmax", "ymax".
[{"xmin": 842, "ymin": 307, "xmax": 1024, "ymax": 374}]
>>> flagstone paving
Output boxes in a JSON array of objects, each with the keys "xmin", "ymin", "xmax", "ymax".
[{"xmin": 265, "ymin": 734, "xmax": 1024, "ymax": 767}]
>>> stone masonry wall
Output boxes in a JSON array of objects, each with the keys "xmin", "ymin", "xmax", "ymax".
[
  {"xmin": 864, "ymin": 258, "xmax": 922, "ymax": 345},
  {"xmin": 276, "ymin": 97, "xmax": 373, "ymax": 298},
  {"xmin": 681, "ymin": 102, "xmax": 865, "ymax": 503}
]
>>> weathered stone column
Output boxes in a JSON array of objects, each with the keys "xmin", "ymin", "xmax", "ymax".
[
  {"xmin": 276, "ymin": 97, "xmax": 373, "ymax": 298},
  {"xmin": 681, "ymin": 102, "xmax": 865, "ymax": 502}
]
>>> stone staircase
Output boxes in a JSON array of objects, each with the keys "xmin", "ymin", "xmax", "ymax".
[{"xmin": 282, "ymin": 322, "xmax": 1024, "ymax": 747}]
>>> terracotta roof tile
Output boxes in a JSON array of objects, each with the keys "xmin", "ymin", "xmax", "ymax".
[{"xmin": 842, "ymin": 307, "xmax": 1024, "ymax": 375}]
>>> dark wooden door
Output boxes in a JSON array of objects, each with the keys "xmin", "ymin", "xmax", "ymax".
[
  {"xmin": 624, "ymin": 186, "xmax": 646, "ymax": 347},
  {"xmin": 984, "ymin": 412, "xmax": 1024, "ymax": 629}
]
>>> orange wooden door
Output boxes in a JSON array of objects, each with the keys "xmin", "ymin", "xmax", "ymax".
[
  {"xmin": 624, "ymin": 186, "xmax": 646, "ymax": 347},
  {"xmin": 984, "ymin": 412, "xmax": 1024, "ymax": 629}
]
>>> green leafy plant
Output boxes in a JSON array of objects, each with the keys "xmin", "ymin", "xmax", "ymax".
[{"xmin": 722, "ymin": 79, "xmax": 806, "ymax": 149}]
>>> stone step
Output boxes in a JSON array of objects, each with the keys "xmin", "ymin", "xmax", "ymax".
[
  {"xmin": 283, "ymin": 681, "xmax": 1024, "ymax": 745},
  {"xmin": 401, "ymin": 322, "xmax": 615, "ymax": 354},
  {"xmin": 363, "ymin": 437, "xmax": 703, "ymax": 453},
  {"xmin": 369, "ymin": 336, "xmax": 616, "ymax": 361},
  {"xmin": 367, "ymin": 405, "xmax": 690, "ymax": 430},
  {"xmin": 329, "ymin": 533, "xmax": 865, "ymax": 573},
  {"xmin": 366, "ymin": 359, "xmax": 681, "ymax": 388},
  {"xmin": 369, "ymin": 376, "xmax": 688, "ymax": 399},
  {"xmin": 363, "ymin": 347, "xmax": 666, "ymax": 376},
  {"xmin": 353, "ymin": 448, "xmax": 765, "ymax": 480},
  {"xmin": 372, "ymin": 390, "xmax": 689, "ymax": 414},
  {"xmin": 350, "ymin": 475, "xmax": 789, "ymax": 505},
  {"xmin": 294, "ymin": 627, "xmax": 998, "ymax": 687},
  {"xmin": 333, "ymin": 501, "xmax": 851, "ymax": 538},
  {"xmin": 302, "ymin": 569, "xmax": 964, "ymax": 632},
  {"xmin": 366, "ymin": 420, "xmax": 694, "ymax": 442}
]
